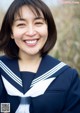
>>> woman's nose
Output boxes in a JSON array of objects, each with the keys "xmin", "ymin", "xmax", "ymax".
[{"xmin": 25, "ymin": 25, "xmax": 36, "ymax": 36}]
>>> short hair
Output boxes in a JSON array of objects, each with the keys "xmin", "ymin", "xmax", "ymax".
[{"xmin": 0, "ymin": 0, "xmax": 57, "ymax": 59}]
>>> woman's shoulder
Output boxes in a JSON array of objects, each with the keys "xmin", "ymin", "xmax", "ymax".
[
  {"xmin": 0, "ymin": 55, "xmax": 11, "ymax": 63},
  {"xmin": 46, "ymin": 55, "xmax": 78, "ymax": 77},
  {"xmin": 44, "ymin": 55, "xmax": 61, "ymax": 66},
  {"xmin": 0, "ymin": 55, "xmax": 16, "ymax": 67},
  {"xmin": 0, "ymin": 55, "xmax": 8, "ymax": 60},
  {"xmin": 0, "ymin": 55, "xmax": 14, "ymax": 62}
]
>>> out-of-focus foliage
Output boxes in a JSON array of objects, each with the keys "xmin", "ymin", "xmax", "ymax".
[{"xmin": 49, "ymin": 4, "xmax": 80, "ymax": 74}]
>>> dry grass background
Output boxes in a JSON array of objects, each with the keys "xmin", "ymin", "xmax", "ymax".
[
  {"xmin": 49, "ymin": 4, "xmax": 80, "ymax": 74},
  {"xmin": 0, "ymin": 9, "xmax": 5, "ymax": 29},
  {"xmin": 0, "ymin": 3, "xmax": 80, "ymax": 74}
]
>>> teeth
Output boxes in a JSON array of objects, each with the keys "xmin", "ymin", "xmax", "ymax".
[{"xmin": 26, "ymin": 40, "xmax": 37, "ymax": 44}]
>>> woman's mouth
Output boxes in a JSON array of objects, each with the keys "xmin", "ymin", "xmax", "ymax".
[{"xmin": 25, "ymin": 39, "xmax": 38, "ymax": 47}]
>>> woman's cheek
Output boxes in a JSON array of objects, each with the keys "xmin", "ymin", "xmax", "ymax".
[
  {"xmin": 13, "ymin": 32, "xmax": 23, "ymax": 39},
  {"xmin": 12, "ymin": 27, "xmax": 25, "ymax": 39}
]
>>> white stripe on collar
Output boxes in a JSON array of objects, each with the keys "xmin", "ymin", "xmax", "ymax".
[
  {"xmin": 30, "ymin": 62, "xmax": 66, "ymax": 87},
  {"xmin": 2, "ymin": 76, "xmax": 54, "ymax": 113},
  {"xmin": 1, "ymin": 75, "xmax": 55, "ymax": 97},
  {"xmin": 0, "ymin": 61, "xmax": 66, "ymax": 89},
  {"xmin": 1, "ymin": 76, "xmax": 23, "ymax": 96},
  {"xmin": 0, "ymin": 60, "xmax": 22, "ymax": 87},
  {"xmin": 25, "ymin": 77, "xmax": 55, "ymax": 97}
]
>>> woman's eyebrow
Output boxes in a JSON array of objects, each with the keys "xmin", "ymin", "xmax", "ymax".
[
  {"xmin": 14, "ymin": 18, "xmax": 26, "ymax": 22},
  {"xmin": 34, "ymin": 16, "xmax": 45, "ymax": 20},
  {"xmin": 14, "ymin": 17, "xmax": 45, "ymax": 22}
]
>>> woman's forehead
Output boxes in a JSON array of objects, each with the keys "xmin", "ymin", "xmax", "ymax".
[{"xmin": 14, "ymin": 5, "xmax": 44, "ymax": 19}]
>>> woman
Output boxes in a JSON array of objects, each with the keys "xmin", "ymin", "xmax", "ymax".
[{"xmin": 0, "ymin": 0, "xmax": 80, "ymax": 113}]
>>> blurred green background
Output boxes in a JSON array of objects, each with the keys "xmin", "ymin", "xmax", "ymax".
[{"xmin": 0, "ymin": 1, "xmax": 80, "ymax": 74}]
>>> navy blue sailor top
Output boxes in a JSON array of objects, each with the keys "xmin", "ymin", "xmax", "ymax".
[{"xmin": 0, "ymin": 55, "xmax": 80, "ymax": 113}]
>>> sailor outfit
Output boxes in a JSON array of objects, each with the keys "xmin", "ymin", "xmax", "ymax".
[{"xmin": 0, "ymin": 55, "xmax": 80, "ymax": 113}]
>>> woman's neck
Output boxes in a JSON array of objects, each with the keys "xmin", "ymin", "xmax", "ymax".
[{"xmin": 18, "ymin": 52, "xmax": 42, "ymax": 73}]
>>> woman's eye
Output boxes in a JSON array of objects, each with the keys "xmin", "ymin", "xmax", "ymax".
[
  {"xmin": 35, "ymin": 22, "xmax": 43, "ymax": 25},
  {"xmin": 17, "ymin": 24, "xmax": 25, "ymax": 27}
]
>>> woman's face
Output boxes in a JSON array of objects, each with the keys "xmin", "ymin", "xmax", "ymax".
[{"xmin": 12, "ymin": 5, "xmax": 48, "ymax": 57}]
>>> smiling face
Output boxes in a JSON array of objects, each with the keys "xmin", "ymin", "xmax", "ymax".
[{"xmin": 12, "ymin": 5, "xmax": 48, "ymax": 58}]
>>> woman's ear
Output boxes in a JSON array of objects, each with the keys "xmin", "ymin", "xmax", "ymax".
[{"xmin": 11, "ymin": 34, "xmax": 14, "ymax": 39}]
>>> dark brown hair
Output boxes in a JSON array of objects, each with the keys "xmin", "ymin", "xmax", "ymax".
[{"xmin": 0, "ymin": 0, "xmax": 57, "ymax": 59}]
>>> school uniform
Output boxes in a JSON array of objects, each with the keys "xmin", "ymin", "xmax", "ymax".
[{"xmin": 0, "ymin": 55, "xmax": 80, "ymax": 113}]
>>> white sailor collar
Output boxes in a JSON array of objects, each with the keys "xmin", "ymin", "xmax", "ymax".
[{"xmin": 0, "ymin": 55, "xmax": 69, "ymax": 97}]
